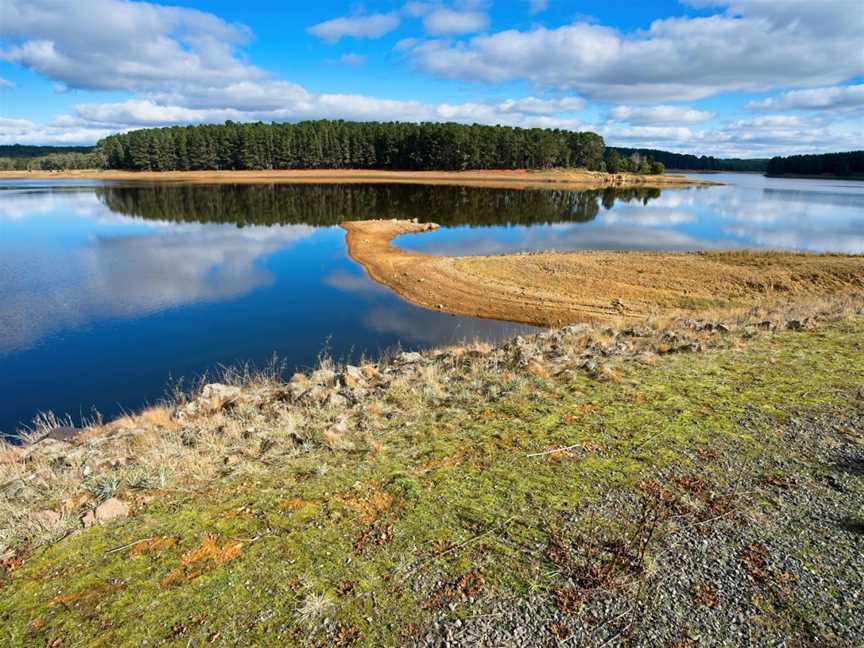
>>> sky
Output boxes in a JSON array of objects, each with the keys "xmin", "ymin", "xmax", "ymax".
[{"xmin": 0, "ymin": 0, "xmax": 862, "ymax": 157}]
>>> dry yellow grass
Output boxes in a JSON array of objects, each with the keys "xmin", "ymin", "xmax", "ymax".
[
  {"xmin": 343, "ymin": 219, "xmax": 864, "ymax": 326},
  {"xmin": 0, "ymin": 167, "xmax": 715, "ymax": 189}
]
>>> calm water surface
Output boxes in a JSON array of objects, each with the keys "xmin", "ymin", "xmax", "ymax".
[{"xmin": 1, "ymin": 173, "xmax": 862, "ymax": 436}]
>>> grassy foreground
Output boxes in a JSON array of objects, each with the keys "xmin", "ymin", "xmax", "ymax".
[{"xmin": 2, "ymin": 300, "xmax": 863, "ymax": 646}]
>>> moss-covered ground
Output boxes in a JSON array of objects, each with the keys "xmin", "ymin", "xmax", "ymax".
[{"xmin": 2, "ymin": 318, "xmax": 863, "ymax": 647}]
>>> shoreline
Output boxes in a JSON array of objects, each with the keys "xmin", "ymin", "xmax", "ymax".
[
  {"xmin": 343, "ymin": 219, "xmax": 864, "ymax": 327},
  {"xmin": 3, "ymin": 299, "xmax": 862, "ymax": 645},
  {"xmin": 0, "ymin": 167, "xmax": 718, "ymax": 189}
]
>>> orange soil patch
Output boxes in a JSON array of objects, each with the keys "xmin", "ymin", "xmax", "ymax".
[
  {"xmin": 162, "ymin": 535, "xmax": 243, "ymax": 586},
  {"xmin": 340, "ymin": 490, "xmax": 393, "ymax": 523},
  {"xmin": 342, "ymin": 219, "xmax": 864, "ymax": 327},
  {"xmin": 130, "ymin": 536, "xmax": 177, "ymax": 556},
  {"xmin": 0, "ymin": 168, "xmax": 716, "ymax": 189}
]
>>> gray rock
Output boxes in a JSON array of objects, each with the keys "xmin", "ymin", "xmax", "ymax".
[
  {"xmin": 340, "ymin": 365, "xmax": 367, "ymax": 388},
  {"xmin": 326, "ymin": 392, "xmax": 349, "ymax": 408},
  {"xmin": 44, "ymin": 426, "xmax": 80, "ymax": 442},
  {"xmin": 200, "ymin": 383, "xmax": 242, "ymax": 403},
  {"xmin": 2, "ymin": 478, "xmax": 37, "ymax": 501},
  {"xmin": 95, "ymin": 497, "xmax": 128, "ymax": 522},
  {"xmin": 396, "ymin": 352, "xmax": 425, "ymax": 365}
]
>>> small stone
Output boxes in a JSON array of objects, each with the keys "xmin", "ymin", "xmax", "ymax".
[
  {"xmin": 44, "ymin": 426, "xmax": 79, "ymax": 442},
  {"xmin": 81, "ymin": 510, "xmax": 96, "ymax": 528},
  {"xmin": 396, "ymin": 351, "xmax": 425, "ymax": 364},
  {"xmin": 310, "ymin": 368, "xmax": 337, "ymax": 387},
  {"xmin": 326, "ymin": 392, "xmax": 349, "ymax": 408},
  {"xmin": 200, "ymin": 383, "xmax": 242, "ymax": 403},
  {"xmin": 95, "ymin": 497, "xmax": 129, "ymax": 522},
  {"xmin": 340, "ymin": 365, "xmax": 366, "ymax": 388}
]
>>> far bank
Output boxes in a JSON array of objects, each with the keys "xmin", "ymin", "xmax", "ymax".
[{"xmin": 0, "ymin": 168, "xmax": 717, "ymax": 189}]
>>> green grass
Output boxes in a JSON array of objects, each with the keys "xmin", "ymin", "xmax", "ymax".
[{"xmin": 2, "ymin": 318, "xmax": 863, "ymax": 647}]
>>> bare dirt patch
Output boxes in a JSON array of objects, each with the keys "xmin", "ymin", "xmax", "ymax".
[{"xmin": 343, "ymin": 219, "xmax": 864, "ymax": 326}]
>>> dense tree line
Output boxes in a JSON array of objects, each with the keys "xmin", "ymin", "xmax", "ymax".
[
  {"xmin": 95, "ymin": 120, "xmax": 607, "ymax": 172},
  {"xmin": 0, "ymin": 150, "xmax": 101, "ymax": 171},
  {"xmin": 604, "ymin": 149, "xmax": 665, "ymax": 175},
  {"xmin": 766, "ymin": 151, "xmax": 864, "ymax": 177},
  {"xmin": 0, "ymin": 144, "xmax": 94, "ymax": 158},
  {"xmin": 611, "ymin": 147, "xmax": 768, "ymax": 172},
  {"xmin": 95, "ymin": 183, "xmax": 662, "ymax": 228}
]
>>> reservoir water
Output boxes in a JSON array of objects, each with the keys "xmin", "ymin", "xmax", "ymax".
[{"xmin": 1, "ymin": 173, "xmax": 862, "ymax": 436}]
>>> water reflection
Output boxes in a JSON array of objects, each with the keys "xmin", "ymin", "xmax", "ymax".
[
  {"xmin": 94, "ymin": 183, "xmax": 663, "ymax": 227},
  {"xmin": 0, "ymin": 216, "xmax": 314, "ymax": 354},
  {"xmin": 1, "ymin": 175, "xmax": 862, "ymax": 436}
]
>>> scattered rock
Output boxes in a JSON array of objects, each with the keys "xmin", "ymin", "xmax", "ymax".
[
  {"xmin": 94, "ymin": 498, "xmax": 129, "ymax": 523},
  {"xmin": 326, "ymin": 392, "xmax": 349, "ymax": 408},
  {"xmin": 2, "ymin": 478, "xmax": 37, "ymax": 502},
  {"xmin": 44, "ymin": 426, "xmax": 80, "ymax": 442},
  {"xmin": 397, "ymin": 352, "xmax": 425, "ymax": 365},
  {"xmin": 340, "ymin": 366, "xmax": 366, "ymax": 388},
  {"xmin": 310, "ymin": 369, "xmax": 337, "ymax": 387},
  {"xmin": 81, "ymin": 510, "xmax": 96, "ymax": 528}
]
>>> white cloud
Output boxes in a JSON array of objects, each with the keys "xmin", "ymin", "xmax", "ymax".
[
  {"xmin": 307, "ymin": 13, "xmax": 400, "ymax": 43},
  {"xmin": 600, "ymin": 114, "xmax": 863, "ymax": 158},
  {"xmin": 423, "ymin": 8, "xmax": 489, "ymax": 35},
  {"xmin": 0, "ymin": 116, "xmax": 113, "ymax": 145},
  {"xmin": 67, "ymin": 91, "xmax": 585, "ymax": 132},
  {"xmin": 0, "ymin": 0, "xmax": 261, "ymax": 92},
  {"xmin": 0, "ymin": 77, "xmax": 14, "ymax": 89},
  {"xmin": 339, "ymin": 53, "xmax": 367, "ymax": 66},
  {"xmin": 498, "ymin": 96, "xmax": 584, "ymax": 114},
  {"xmin": 528, "ymin": 0, "xmax": 548, "ymax": 15},
  {"xmin": 747, "ymin": 84, "xmax": 864, "ymax": 112},
  {"xmin": 404, "ymin": 1, "xmax": 864, "ymax": 101},
  {"xmin": 608, "ymin": 105, "xmax": 714, "ymax": 125}
]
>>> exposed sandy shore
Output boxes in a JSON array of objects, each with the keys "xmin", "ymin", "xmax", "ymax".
[
  {"xmin": 343, "ymin": 219, "xmax": 864, "ymax": 326},
  {"xmin": 0, "ymin": 168, "xmax": 717, "ymax": 189}
]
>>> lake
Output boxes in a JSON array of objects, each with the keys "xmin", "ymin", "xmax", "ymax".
[{"xmin": 1, "ymin": 173, "xmax": 862, "ymax": 437}]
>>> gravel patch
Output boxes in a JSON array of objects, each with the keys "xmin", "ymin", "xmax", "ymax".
[{"xmin": 414, "ymin": 409, "xmax": 864, "ymax": 647}]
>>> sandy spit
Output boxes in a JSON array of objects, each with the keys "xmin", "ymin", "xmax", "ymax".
[{"xmin": 342, "ymin": 219, "xmax": 864, "ymax": 326}]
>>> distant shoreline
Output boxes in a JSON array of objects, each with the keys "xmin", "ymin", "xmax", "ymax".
[
  {"xmin": 0, "ymin": 168, "xmax": 718, "ymax": 189},
  {"xmin": 765, "ymin": 172, "xmax": 864, "ymax": 181}
]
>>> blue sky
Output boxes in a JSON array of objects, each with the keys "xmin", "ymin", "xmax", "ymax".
[{"xmin": 0, "ymin": 0, "xmax": 861, "ymax": 156}]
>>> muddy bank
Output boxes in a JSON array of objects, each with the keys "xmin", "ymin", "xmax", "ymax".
[
  {"xmin": 343, "ymin": 219, "xmax": 864, "ymax": 326},
  {"xmin": 0, "ymin": 168, "xmax": 717, "ymax": 189}
]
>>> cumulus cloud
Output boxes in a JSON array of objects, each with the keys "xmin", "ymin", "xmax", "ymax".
[
  {"xmin": 403, "ymin": 0, "xmax": 864, "ymax": 101},
  {"xmin": 498, "ymin": 96, "xmax": 585, "ymax": 114},
  {"xmin": 0, "ymin": 116, "xmax": 113, "ymax": 145},
  {"xmin": 0, "ymin": 0, "xmax": 261, "ymax": 92},
  {"xmin": 66, "ymin": 91, "xmax": 584, "ymax": 133},
  {"xmin": 423, "ymin": 8, "xmax": 489, "ymax": 35},
  {"xmin": 600, "ymin": 115, "xmax": 863, "ymax": 158},
  {"xmin": 747, "ymin": 84, "xmax": 864, "ymax": 112},
  {"xmin": 608, "ymin": 105, "xmax": 714, "ymax": 125},
  {"xmin": 307, "ymin": 13, "xmax": 400, "ymax": 43}
]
